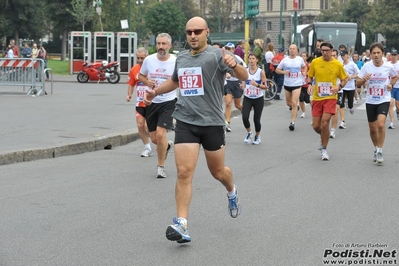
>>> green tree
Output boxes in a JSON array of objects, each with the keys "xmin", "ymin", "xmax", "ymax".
[
  {"xmin": 0, "ymin": 0, "xmax": 47, "ymax": 45},
  {"xmin": 143, "ymin": 2, "xmax": 186, "ymax": 40},
  {"xmin": 206, "ymin": 0, "xmax": 232, "ymax": 33},
  {"xmin": 364, "ymin": 0, "xmax": 399, "ymax": 49},
  {"xmin": 68, "ymin": 0, "xmax": 96, "ymax": 31}
]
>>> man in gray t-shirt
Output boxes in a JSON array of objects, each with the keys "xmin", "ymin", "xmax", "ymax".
[{"xmin": 144, "ymin": 16, "xmax": 248, "ymax": 244}]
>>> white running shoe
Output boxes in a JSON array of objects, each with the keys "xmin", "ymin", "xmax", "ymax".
[
  {"xmin": 157, "ymin": 166, "xmax": 167, "ymax": 178},
  {"xmin": 321, "ymin": 149, "xmax": 330, "ymax": 161},
  {"xmin": 376, "ymin": 151, "xmax": 384, "ymax": 164},
  {"xmin": 300, "ymin": 113, "xmax": 305, "ymax": 118},
  {"xmin": 330, "ymin": 131, "xmax": 336, "ymax": 139},
  {"xmin": 140, "ymin": 148, "xmax": 153, "ymax": 157},
  {"xmin": 244, "ymin": 132, "xmax": 252, "ymax": 144},
  {"xmin": 339, "ymin": 121, "xmax": 346, "ymax": 129},
  {"xmin": 388, "ymin": 123, "xmax": 395, "ymax": 129},
  {"xmin": 252, "ymin": 135, "xmax": 261, "ymax": 145},
  {"xmin": 350, "ymin": 108, "xmax": 354, "ymax": 115}
]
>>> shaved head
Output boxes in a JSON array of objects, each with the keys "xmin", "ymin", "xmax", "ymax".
[{"xmin": 186, "ymin": 16, "xmax": 208, "ymax": 29}]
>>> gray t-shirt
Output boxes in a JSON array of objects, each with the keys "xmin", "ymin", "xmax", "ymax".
[{"xmin": 171, "ymin": 45, "xmax": 236, "ymax": 126}]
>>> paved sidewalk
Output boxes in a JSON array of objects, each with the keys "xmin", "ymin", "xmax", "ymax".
[{"xmin": 0, "ymin": 74, "xmax": 242, "ymax": 165}]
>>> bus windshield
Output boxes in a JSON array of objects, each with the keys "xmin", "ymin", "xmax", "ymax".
[{"xmin": 315, "ymin": 27, "xmax": 357, "ymax": 49}]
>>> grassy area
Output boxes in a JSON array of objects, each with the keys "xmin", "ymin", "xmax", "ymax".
[{"xmin": 47, "ymin": 59, "xmax": 69, "ymax": 75}]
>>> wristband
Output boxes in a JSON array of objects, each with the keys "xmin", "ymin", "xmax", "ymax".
[{"xmin": 231, "ymin": 62, "xmax": 237, "ymax": 69}]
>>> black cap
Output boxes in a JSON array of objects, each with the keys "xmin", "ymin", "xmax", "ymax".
[
  {"xmin": 340, "ymin": 50, "xmax": 349, "ymax": 56},
  {"xmin": 320, "ymin": 42, "xmax": 333, "ymax": 50},
  {"xmin": 391, "ymin": 49, "xmax": 398, "ymax": 55}
]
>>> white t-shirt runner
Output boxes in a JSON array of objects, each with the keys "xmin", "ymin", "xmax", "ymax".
[
  {"xmin": 139, "ymin": 53, "xmax": 176, "ymax": 104},
  {"xmin": 277, "ymin": 56, "xmax": 306, "ymax": 87},
  {"xmin": 342, "ymin": 61, "xmax": 359, "ymax": 91},
  {"xmin": 358, "ymin": 61, "xmax": 397, "ymax": 104},
  {"xmin": 391, "ymin": 61, "xmax": 399, "ymax": 88}
]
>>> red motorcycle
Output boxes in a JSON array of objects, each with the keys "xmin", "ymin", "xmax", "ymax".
[{"xmin": 77, "ymin": 60, "xmax": 121, "ymax": 84}]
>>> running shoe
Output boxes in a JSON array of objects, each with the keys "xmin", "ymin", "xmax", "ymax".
[
  {"xmin": 300, "ymin": 113, "xmax": 305, "ymax": 118},
  {"xmin": 354, "ymin": 100, "xmax": 358, "ymax": 105},
  {"xmin": 165, "ymin": 140, "xmax": 173, "ymax": 160},
  {"xmin": 350, "ymin": 108, "xmax": 354, "ymax": 115},
  {"xmin": 244, "ymin": 132, "xmax": 252, "ymax": 144},
  {"xmin": 330, "ymin": 131, "xmax": 336, "ymax": 139},
  {"xmin": 225, "ymin": 122, "xmax": 232, "ymax": 132},
  {"xmin": 289, "ymin": 122, "xmax": 295, "ymax": 131},
  {"xmin": 227, "ymin": 184, "xmax": 241, "ymax": 218},
  {"xmin": 166, "ymin": 217, "xmax": 191, "ymax": 243},
  {"xmin": 252, "ymin": 135, "xmax": 261, "ymax": 145},
  {"xmin": 157, "ymin": 165, "xmax": 166, "ymax": 178},
  {"xmin": 388, "ymin": 123, "xmax": 395, "ymax": 129},
  {"xmin": 376, "ymin": 151, "xmax": 384, "ymax": 164},
  {"xmin": 140, "ymin": 148, "xmax": 153, "ymax": 157},
  {"xmin": 373, "ymin": 150, "xmax": 377, "ymax": 162},
  {"xmin": 318, "ymin": 139, "xmax": 323, "ymax": 150},
  {"xmin": 339, "ymin": 121, "xmax": 346, "ymax": 129},
  {"xmin": 321, "ymin": 149, "xmax": 330, "ymax": 161}
]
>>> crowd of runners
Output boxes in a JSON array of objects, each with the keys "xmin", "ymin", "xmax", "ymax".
[{"xmin": 125, "ymin": 16, "xmax": 399, "ymax": 244}]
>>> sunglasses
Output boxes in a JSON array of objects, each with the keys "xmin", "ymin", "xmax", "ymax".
[
  {"xmin": 186, "ymin": 29, "xmax": 206, "ymax": 35},
  {"xmin": 321, "ymin": 49, "xmax": 331, "ymax": 52}
]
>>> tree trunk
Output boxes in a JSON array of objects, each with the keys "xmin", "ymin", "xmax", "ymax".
[{"xmin": 61, "ymin": 29, "xmax": 68, "ymax": 61}]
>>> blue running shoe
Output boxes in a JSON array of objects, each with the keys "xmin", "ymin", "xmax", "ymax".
[
  {"xmin": 166, "ymin": 217, "xmax": 191, "ymax": 243},
  {"xmin": 227, "ymin": 184, "xmax": 241, "ymax": 218}
]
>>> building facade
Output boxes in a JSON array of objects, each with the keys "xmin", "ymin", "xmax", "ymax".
[{"xmin": 194, "ymin": 0, "xmax": 328, "ymax": 47}]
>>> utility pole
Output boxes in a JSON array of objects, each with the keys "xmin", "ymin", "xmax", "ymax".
[{"xmin": 293, "ymin": 0, "xmax": 298, "ymax": 46}]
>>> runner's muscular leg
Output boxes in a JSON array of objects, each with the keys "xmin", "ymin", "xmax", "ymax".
[
  {"xmin": 204, "ymin": 147, "xmax": 234, "ymax": 192},
  {"xmin": 174, "ymin": 143, "xmax": 200, "ymax": 220}
]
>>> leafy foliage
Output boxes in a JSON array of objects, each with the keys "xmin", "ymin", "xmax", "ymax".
[
  {"xmin": 68, "ymin": 0, "xmax": 96, "ymax": 31},
  {"xmin": 143, "ymin": 2, "xmax": 186, "ymax": 40}
]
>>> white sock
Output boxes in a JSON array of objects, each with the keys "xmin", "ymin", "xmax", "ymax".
[
  {"xmin": 177, "ymin": 217, "xmax": 188, "ymax": 227},
  {"xmin": 227, "ymin": 187, "xmax": 236, "ymax": 198},
  {"xmin": 144, "ymin": 143, "xmax": 151, "ymax": 150}
]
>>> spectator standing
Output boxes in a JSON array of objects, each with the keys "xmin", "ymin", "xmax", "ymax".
[
  {"xmin": 234, "ymin": 40, "xmax": 245, "ymax": 60},
  {"xmin": 271, "ymin": 47, "xmax": 285, "ymax": 100},
  {"xmin": 21, "ymin": 43, "xmax": 32, "ymax": 58},
  {"xmin": 253, "ymin": 39, "xmax": 264, "ymax": 68}
]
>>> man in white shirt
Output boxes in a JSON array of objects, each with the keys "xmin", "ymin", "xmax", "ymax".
[{"xmin": 139, "ymin": 33, "xmax": 176, "ymax": 178}]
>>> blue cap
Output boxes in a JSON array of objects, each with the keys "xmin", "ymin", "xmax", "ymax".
[{"xmin": 278, "ymin": 47, "xmax": 284, "ymax": 52}]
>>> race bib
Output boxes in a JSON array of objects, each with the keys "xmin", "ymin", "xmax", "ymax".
[
  {"xmin": 289, "ymin": 72, "xmax": 299, "ymax": 78},
  {"xmin": 245, "ymin": 87, "xmax": 260, "ymax": 98},
  {"xmin": 317, "ymin": 82, "xmax": 333, "ymax": 97},
  {"xmin": 136, "ymin": 82, "xmax": 147, "ymax": 102},
  {"xmin": 369, "ymin": 85, "xmax": 384, "ymax": 97},
  {"xmin": 178, "ymin": 67, "xmax": 204, "ymax": 96}
]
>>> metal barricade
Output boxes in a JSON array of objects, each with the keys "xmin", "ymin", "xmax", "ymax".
[{"xmin": 0, "ymin": 58, "xmax": 51, "ymax": 96}]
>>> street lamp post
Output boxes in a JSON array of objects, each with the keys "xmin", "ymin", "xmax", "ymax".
[{"xmin": 136, "ymin": 0, "xmax": 143, "ymax": 44}]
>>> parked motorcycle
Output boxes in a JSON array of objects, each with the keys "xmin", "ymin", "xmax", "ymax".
[{"xmin": 77, "ymin": 60, "xmax": 121, "ymax": 84}]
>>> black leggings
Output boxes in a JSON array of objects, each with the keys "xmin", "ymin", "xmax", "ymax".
[
  {"xmin": 340, "ymin": 90, "xmax": 355, "ymax": 109},
  {"xmin": 242, "ymin": 96, "xmax": 264, "ymax": 133}
]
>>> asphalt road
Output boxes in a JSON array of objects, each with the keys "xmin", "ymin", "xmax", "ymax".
[{"xmin": 1, "ymin": 97, "xmax": 398, "ymax": 266}]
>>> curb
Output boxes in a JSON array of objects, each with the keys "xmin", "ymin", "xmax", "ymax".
[{"xmin": 0, "ymin": 131, "xmax": 141, "ymax": 166}]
